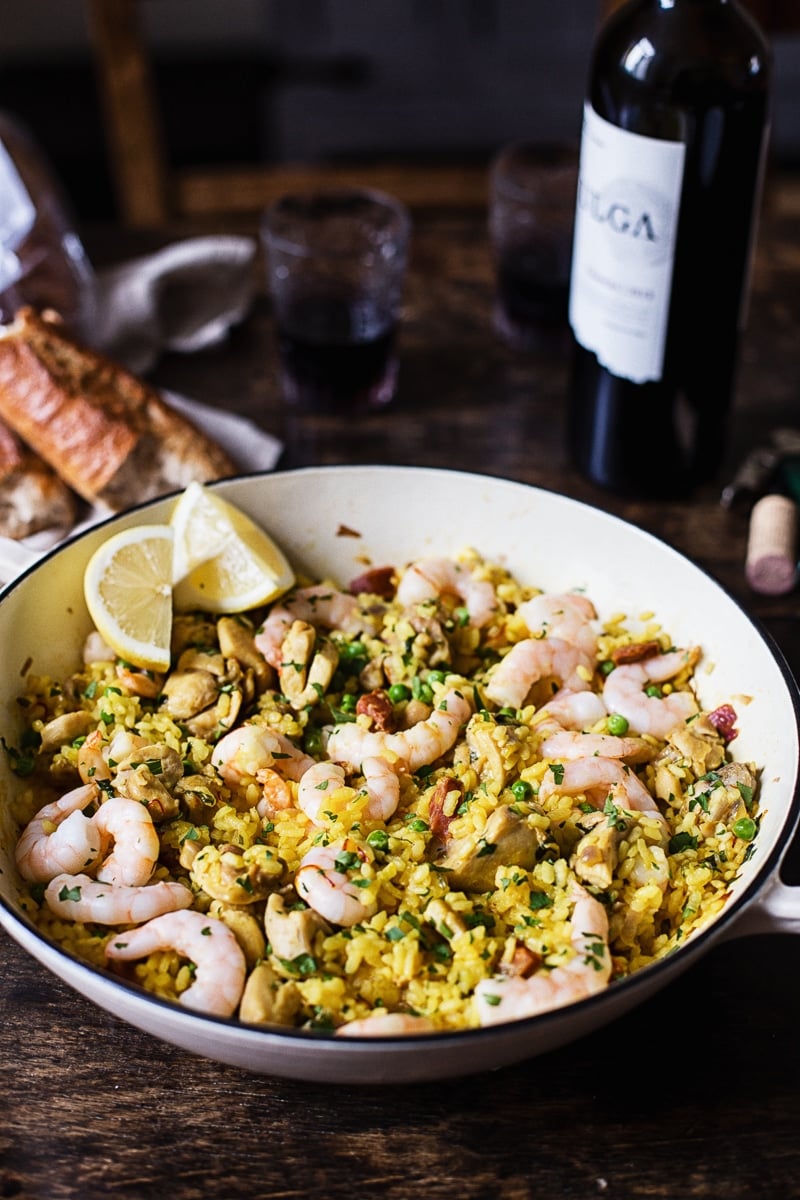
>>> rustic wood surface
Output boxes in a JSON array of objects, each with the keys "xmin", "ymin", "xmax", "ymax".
[{"xmin": 2, "ymin": 170, "xmax": 800, "ymax": 1200}]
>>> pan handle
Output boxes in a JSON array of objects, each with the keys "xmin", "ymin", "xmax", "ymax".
[{"xmin": 723, "ymin": 876, "xmax": 800, "ymax": 939}]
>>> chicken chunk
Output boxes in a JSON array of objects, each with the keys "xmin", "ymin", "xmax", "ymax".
[
  {"xmin": 437, "ymin": 804, "xmax": 554, "ymax": 893},
  {"xmin": 570, "ymin": 809, "xmax": 630, "ymax": 890},
  {"xmin": 265, "ymin": 892, "xmax": 328, "ymax": 969}
]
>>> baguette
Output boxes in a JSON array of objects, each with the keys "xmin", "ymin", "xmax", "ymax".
[
  {"xmin": 0, "ymin": 307, "xmax": 237, "ymax": 510},
  {"xmin": 0, "ymin": 417, "xmax": 76, "ymax": 539}
]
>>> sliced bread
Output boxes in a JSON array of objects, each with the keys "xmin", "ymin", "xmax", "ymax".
[{"xmin": 0, "ymin": 307, "xmax": 236, "ymax": 510}]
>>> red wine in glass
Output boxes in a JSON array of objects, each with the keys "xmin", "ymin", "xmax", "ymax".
[
  {"xmin": 494, "ymin": 242, "xmax": 570, "ymax": 350},
  {"xmin": 276, "ymin": 290, "xmax": 398, "ymax": 412}
]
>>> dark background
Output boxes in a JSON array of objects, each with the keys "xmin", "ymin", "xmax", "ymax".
[{"xmin": 1, "ymin": 0, "xmax": 799, "ymax": 222}]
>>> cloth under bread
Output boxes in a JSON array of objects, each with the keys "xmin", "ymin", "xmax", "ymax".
[{"xmin": 91, "ymin": 236, "xmax": 258, "ymax": 374}]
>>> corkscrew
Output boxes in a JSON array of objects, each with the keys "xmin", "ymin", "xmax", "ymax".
[{"xmin": 721, "ymin": 428, "xmax": 800, "ymax": 513}]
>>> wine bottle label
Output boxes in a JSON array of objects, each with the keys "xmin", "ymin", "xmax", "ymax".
[
  {"xmin": 569, "ymin": 103, "xmax": 686, "ymax": 384},
  {"xmin": 0, "ymin": 140, "xmax": 36, "ymax": 291}
]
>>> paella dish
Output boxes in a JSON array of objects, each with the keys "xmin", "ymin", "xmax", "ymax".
[{"xmin": 5, "ymin": 497, "xmax": 760, "ymax": 1036}]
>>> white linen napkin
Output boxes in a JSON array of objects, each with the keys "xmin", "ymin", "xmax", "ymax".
[
  {"xmin": 91, "ymin": 236, "xmax": 258, "ymax": 374},
  {"xmin": 0, "ymin": 389, "xmax": 283, "ymax": 587}
]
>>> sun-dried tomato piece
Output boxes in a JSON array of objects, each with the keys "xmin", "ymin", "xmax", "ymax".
[
  {"xmin": 349, "ymin": 566, "xmax": 396, "ymax": 599},
  {"xmin": 355, "ymin": 689, "xmax": 396, "ymax": 732},
  {"xmin": 428, "ymin": 776, "xmax": 463, "ymax": 841},
  {"xmin": 500, "ymin": 943, "xmax": 543, "ymax": 978},
  {"xmin": 707, "ymin": 703, "xmax": 739, "ymax": 743},
  {"xmin": 610, "ymin": 639, "xmax": 662, "ymax": 665}
]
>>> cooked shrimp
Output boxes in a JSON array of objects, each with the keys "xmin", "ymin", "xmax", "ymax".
[
  {"xmin": 257, "ymin": 768, "xmax": 294, "ymax": 815},
  {"xmin": 396, "ymin": 557, "xmax": 498, "ymax": 628},
  {"xmin": 602, "ymin": 647, "xmax": 701, "ymax": 738},
  {"xmin": 539, "ymin": 689, "xmax": 607, "ymax": 729},
  {"xmin": 335, "ymin": 1012, "xmax": 437, "ymax": 1037},
  {"xmin": 517, "ymin": 593, "xmax": 598, "ymax": 658},
  {"xmin": 105, "ymin": 909, "xmax": 246, "ymax": 1017},
  {"xmin": 76, "ymin": 728, "xmax": 111, "ymax": 784},
  {"xmin": 92, "ymin": 796, "xmax": 160, "ymax": 887},
  {"xmin": 327, "ymin": 688, "xmax": 473, "ymax": 773},
  {"xmin": 527, "ymin": 686, "xmax": 647, "ymax": 758},
  {"xmin": 255, "ymin": 585, "xmax": 366, "ymax": 668},
  {"xmin": 295, "ymin": 839, "xmax": 377, "ymax": 927},
  {"xmin": 15, "ymin": 783, "xmax": 101, "ymax": 883},
  {"xmin": 115, "ymin": 664, "xmax": 163, "ymax": 699},
  {"xmin": 298, "ymin": 756, "xmax": 400, "ymax": 825},
  {"xmin": 475, "ymin": 883, "xmax": 611, "ymax": 1025},
  {"xmin": 77, "ymin": 728, "xmax": 146, "ymax": 785},
  {"xmin": 484, "ymin": 637, "xmax": 594, "ymax": 710},
  {"xmin": 357, "ymin": 756, "xmax": 402, "ymax": 821},
  {"xmin": 211, "ymin": 724, "xmax": 314, "ymax": 789},
  {"xmin": 538, "ymin": 756, "xmax": 664, "ymax": 824},
  {"xmin": 540, "ymin": 729, "xmax": 654, "ymax": 763},
  {"xmin": 44, "ymin": 873, "xmax": 193, "ymax": 925},
  {"xmin": 298, "ymin": 761, "xmax": 348, "ymax": 825},
  {"xmin": 533, "ymin": 689, "xmax": 652, "ymax": 762}
]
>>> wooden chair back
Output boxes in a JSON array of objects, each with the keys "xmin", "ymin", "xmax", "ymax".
[{"xmin": 84, "ymin": 0, "xmax": 490, "ymax": 228}]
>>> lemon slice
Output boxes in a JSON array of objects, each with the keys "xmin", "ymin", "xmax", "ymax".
[
  {"xmin": 83, "ymin": 524, "xmax": 175, "ymax": 672},
  {"xmin": 170, "ymin": 482, "xmax": 295, "ymax": 613},
  {"xmin": 170, "ymin": 480, "xmax": 235, "ymax": 582}
]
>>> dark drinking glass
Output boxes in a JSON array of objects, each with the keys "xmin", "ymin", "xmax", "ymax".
[
  {"xmin": 262, "ymin": 189, "xmax": 410, "ymax": 412},
  {"xmin": 495, "ymin": 247, "xmax": 570, "ymax": 340},
  {"xmin": 489, "ymin": 142, "xmax": 578, "ymax": 351}
]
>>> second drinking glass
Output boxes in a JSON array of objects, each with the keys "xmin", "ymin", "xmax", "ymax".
[{"xmin": 489, "ymin": 142, "xmax": 578, "ymax": 352}]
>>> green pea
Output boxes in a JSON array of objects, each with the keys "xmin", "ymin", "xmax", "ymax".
[
  {"xmin": 607, "ymin": 712, "xmax": 629, "ymax": 736},
  {"xmin": 599, "ymin": 660, "xmax": 615, "ymax": 676},
  {"xmin": 338, "ymin": 640, "xmax": 367, "ymax": 663},
  {"xmin": 732, "ymin": 816, "xmax": 757, "ymax": 842},
  {"xmin": 511, "ymin": 780, "xmax": 533, "ymax": 803},
  {"xmin": 304, "ymin": 727, "xmax": 324, "ymax": 757},
  {"xmin": 645, "ymin": 684, "xmax": 663, "ymax": 699},
  {"xmin": 412, "ymin": 677, "xmax": 433, "ymax": 704},
  {"xmin": 427, "ymin": 670, "xmax": 448, "ymax": 685},
  {"xmin": 367, "ymin": 829, "xmax": 390, "ymax": 852},
  {"xmin": 339, "ymin": 692, "xmax": 357, "ymax": 712},
  {"xmin": 388, "ymin": 683, "xmax": 412, "ymax": 704}
]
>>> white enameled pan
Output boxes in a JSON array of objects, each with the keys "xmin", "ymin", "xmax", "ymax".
[{"xmin": 0, "ymin": 466, "xmax": 798, "ymax": 1083}]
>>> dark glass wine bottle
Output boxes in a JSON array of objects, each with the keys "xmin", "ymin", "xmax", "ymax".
[{"xmin": 567, "ymin": 0, "xmax": 772, "ymax": 498}]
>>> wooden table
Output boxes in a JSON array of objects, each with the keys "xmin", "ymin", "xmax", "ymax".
[{"xmin": 2, "ymin": 173, "xmax": 800, "ymax": 1200}]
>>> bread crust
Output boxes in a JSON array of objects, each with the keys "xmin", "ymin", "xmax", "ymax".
[{"xmin": 0, "ymin": 307, "xmax": 236, "ymax": 508}]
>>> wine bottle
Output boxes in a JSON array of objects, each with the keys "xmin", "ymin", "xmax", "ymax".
[{"xmin": 567, "ymin": 0, "xmax": 772, "ymax": 498}]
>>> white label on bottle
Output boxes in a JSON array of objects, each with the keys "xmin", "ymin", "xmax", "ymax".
[
  {"xmin": 0, "ymin": 140, "xmax": 36, "ymax": 291},
  {"xmin": 569, "ymin": 103, "xmax": 686, "ymax": 384}
]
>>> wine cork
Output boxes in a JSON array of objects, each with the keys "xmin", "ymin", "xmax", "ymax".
[{"xmin": 745, "ymin": 494, "xmax": 798, "ymax": 595}]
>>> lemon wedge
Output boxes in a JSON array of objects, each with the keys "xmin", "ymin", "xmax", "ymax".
[
  {"xmin": 170, "ymin": 481, "xmax": 295, "ymax": 613},
  {"xmin": 83, "ymin": 524, "xmax": 175, "ymax": 672}
]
